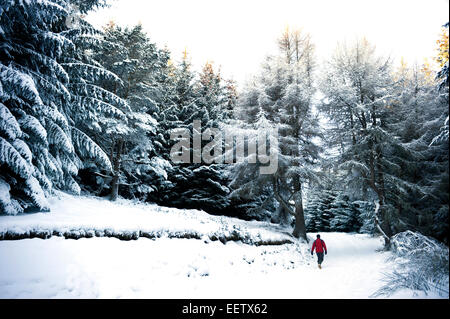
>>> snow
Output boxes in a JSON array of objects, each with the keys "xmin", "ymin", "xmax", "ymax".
[
  {"xmin": 0, "ymin": 137, "xmax": 34, "ymax": 179},
  {"xmin": 0, "ymin": 64, "xmax": 43, "ymax": 107},
  {"xmin": 0, "ymin": 179, "xmax": 23, "ymax": 215},
  {"xmin": 71, "ymin": 127, "xmax": 112, "ymax": 171},
  {"xmin": 0, "ymin": 193, "xmax": 446, "ymax": 299},
  {"xmin": 0, "ymin": 192, "xmax": 292, "ymax": 244},
  {"xmin": 149, "ymin": 157, "xmax": 172, "ymax": 180},
  {"xmin": 0, "ymin": 102, "xmax": 22, "ymax": 140},
  {"xmin": 12, "ymin": 139, "xmax": 32, "ymax": 164},
  {"xmin": 18, "ymin": 114, "xmax": 47, "ymax": 144}
]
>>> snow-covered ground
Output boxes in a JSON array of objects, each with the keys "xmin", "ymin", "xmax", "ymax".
[
  {"xmin": 0, "ymin": 193, "xmax": 445, "ymax": 299},
  {"xmin": 0, "ymin": 192, "xmax": 292, "ymax": 245}
]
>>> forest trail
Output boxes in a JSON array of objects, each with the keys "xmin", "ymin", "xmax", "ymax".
[
  {"xmin": 0, "ymin": 195, "xmax": 431, "ymax": 298},
  {"xmin": 0, "ymin": 231, "xmax": 396, "ymax": 298},
  {"xmin": 292, "ymin": 233, "xmax": 393, "ymax": 298}
]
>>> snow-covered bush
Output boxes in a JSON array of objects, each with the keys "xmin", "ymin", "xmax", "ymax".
[{"xmin": 373, "ymin": 231, "xmax": 449, "ymax": 297}]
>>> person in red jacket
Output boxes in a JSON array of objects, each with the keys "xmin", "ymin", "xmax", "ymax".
[{"xmin": 311, "ymin": 234, "xmax": 327, "ymax": 269}]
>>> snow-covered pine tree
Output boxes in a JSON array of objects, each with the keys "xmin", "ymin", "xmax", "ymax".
[
  {"xmin": 148, "ymin": 52, "xmax": 232, "ymax": 215},
  {"xmin": 319, "ymin": 38, "xmax": 438, "ymax": 247},
  {"xmin": 389, "ymin": 57, "xmax": 449, "ymax": 244},
  {"xmin": 227, "ymin": 109, "xmax": 281, "ymax": 222},
  {"xmin": 304, "ymin": 188, "xmax": 336, "ymax": 232},
  {"xmin": 432, "ymin": 26, "xmax": 449, "ymax": 244},
  {"xmin": 187, "ymin": 61, "xmax": 232, "ymax": 213},
  {"xmin": 330, "ymin": 193, "xmax": 361, "ymax": 232},
  {"xmin": 320, "ymin": 39, "xmax": 396, "ymax": 246},
  {"xmin": 0, "ymin": 0, "xmax": 112, "ymax": 215},
  {"xmin": 234, "ymin": 79, "xmax": 263, "ymax": 124},
  {"xmin": 264, "ymin": 29, "xmax": 322, "ymax": 240},
  {"xmin": 223, "ymin": 78, "xmax": 238, "ymax": 120},
  {"xmin": 196, "ymin": 61, "xmax": 230, "ymax": 124},
  {"xmin": 229, "ymin": 28, "xmax": 322, "ymax": 240},
  {"xmin": 354, "ymin": 200, "xmax": 376, "ymax": 234},
  {"xmin": 155, "ymin": 49, "xmax": 196, "ymax": 161},
  {"xmin": 431, "ymin": 23, "xmax": 449, "ymax": 244},
  {"xmin": 304, "ymin": 193, "xmax": 322, "ymax": 232},
  {"xmin": 435, "ymin": 22, "xmax": 449, "ymax": 91},
  {"xmin": 77, "ymin": 23, "xmax": 173, "ymax": 201}
]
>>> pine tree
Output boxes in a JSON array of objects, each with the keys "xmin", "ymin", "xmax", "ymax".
[
  {"xmin": 223, "ymin": 79, "xmax": 238, "ymax": 120},
  {"xmin": 0, "ymin": 0, "xmax": 112, "ymax": 214},
  {"xmin": 330, "ymin": 194, "xmax": 361, "ymax": 232},
  {"xmin": 354, "ymin": 200, "xmax": 376, "ymax": 234},
  {"xmin": 319, "ymin": 38, "xmax": 409, "ymax": 247},
  {"xmin": 229, "ymin": 28, "xmax": 321, "ymax": 240},
  {"xmin": 76, "ymin": 23, "xmax": 173, "ymax": 201},
  {"xmin": 227, "ymin": 110, "xmax": 281, "ymax": 222},
  {"xmin": 320, "ymin": 37, "xmax": 449, "ymax": 246},
  {"xmin": 432, "ymin": 23, "xmax": 449, "ymax": 244},
  {"xmin": 148, "ymin": 53, "xmax": 232, "ymax": 215},
  {"xmin": 196, "ymin": 61, "xmax": 226, "ymax": 125},
  {"xmin": 305, "ymin": 188, "xmax": 336, "ymax": 232},
  {"xmin": 389, "ymin": 54, "xmax": 448, "ymax": 244},
  {"xmin": 434, "ymin": 23, "xmax": 449, "ymax": 144}
]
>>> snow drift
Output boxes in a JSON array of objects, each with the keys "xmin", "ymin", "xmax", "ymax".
[{"xmin": 0, "ymin": 192, "xmax": 294, "ymax": 246}]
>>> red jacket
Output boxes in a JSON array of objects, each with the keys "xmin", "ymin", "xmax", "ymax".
[{"xmin": 311, "ymin": 239, "xmax": 327, "ymax": 254}]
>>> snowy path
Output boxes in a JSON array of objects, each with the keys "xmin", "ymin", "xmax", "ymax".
[
  {"xmin": 292, "ymin": 233, "xmax": 390, "ymax": 298},
  {"xmin": 0, "ymin": 232, "xmax": 430, "ymax": 299},
  {"xmin": 0, "ymin": 195, "xmax": 439, "ymax": 298}
]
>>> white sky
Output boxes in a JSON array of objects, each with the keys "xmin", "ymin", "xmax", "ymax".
[{"xmin": 86, "ymin": 0, "xmax": 449, "ymax": 88}]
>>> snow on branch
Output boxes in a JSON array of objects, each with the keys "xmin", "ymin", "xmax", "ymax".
[
  {"xmin": 0, "ymin": 137, "xmax": 34, "ymax": 179},
  {"xmin": 0, "ymin": 102, "xmax": 22, "ymax": 140},
  {"xmin": 0, "ymin": 64, "xmax": 43, "ymax": 107},
  {"xmin": 338, "ymin": 160, "xmax": 370, "ymax": 176},
  {"xmin": 61, "ymin": 62, "xmax": 124, "ymax": 85},
  {"xmin": 71, "ymin": 127, "xmax": 112, "ymax": 172}
]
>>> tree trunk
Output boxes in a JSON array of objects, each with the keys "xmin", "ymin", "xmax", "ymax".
[
  {"xmin": 292, "ymin": 200, "xmax": 307, "ymax": 241},
  {"xmin": 366, "ymin": 122, "xmax": 392, "ymax": 249},
  {"xmin": 374, "ymin": 198, "xmax": 391, "ymax": 249},
  {"xmin": 110, "ymin": 174, "xmax": 120, "ymax": 201},
  {"xmin": 371, "ymin": 180, "xmax": 392, "ymax": 249},
  {"xmin": 370, "ymin": 155, "xmax": 392, "ymax": 248},
  {"xmin": 349, "ymin": 109, "xmax": 356, "ymax": 145},
  {"xmin": 110, "ymin": 139, "xmax": 124, "ymax": 201},
  {"xmin": 292, "ymin": 179, "xmax": 308, "ymax": 241},
  {"xmin": 277, "ymin": 205, "xmax": 290, "ymax": 226}
]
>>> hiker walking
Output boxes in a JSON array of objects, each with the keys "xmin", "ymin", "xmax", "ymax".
[{"xmin": 311, "ymin": 234, "xmax": 327, "ymax": 269}]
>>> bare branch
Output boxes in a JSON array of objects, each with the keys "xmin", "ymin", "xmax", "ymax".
[
  {"xmin": 92, "ymin": 171, "xmax": 112, "ymax": 179},
  {"xmin": 274, "ymin": 191, "xmax": 296, "ymax": 216}
]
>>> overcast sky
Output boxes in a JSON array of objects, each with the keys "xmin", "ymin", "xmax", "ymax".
[{"xmin": 86, "ymin": 0, "xmax": 449, "ymax": 88}]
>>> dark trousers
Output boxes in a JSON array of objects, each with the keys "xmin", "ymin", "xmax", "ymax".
[{"xmin": 316, "ymin": 252, "xmax": 324, "ymax": 265}]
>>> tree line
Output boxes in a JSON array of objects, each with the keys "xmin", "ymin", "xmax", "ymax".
[{"xmin": 0, "ymin": 1, "xmax": 448, "ymax": 247}]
